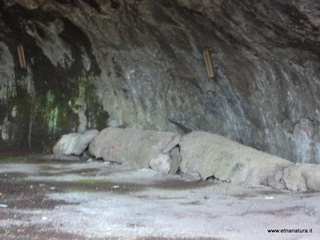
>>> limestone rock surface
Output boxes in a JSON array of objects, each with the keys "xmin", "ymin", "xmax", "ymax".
[
  {"xmin": 89, "ymin": 128, "xmax": 181, "ymax": 170},
  {"xmin": 53, "ymin": 129, "xmax": 99, "ymax": 156},
  {"xmin": 149, "ymin": 154, "xmax": 172, "ymax": 174},
  {"xmin": 180, "ymin": 131, "xmax": 293, "ymax": 186},
  {"xmin": 282, "ymin": 164, "xmax": 320, "ymax": 192},
  {"xmin": 0, "ymin": 0, "xmax": 319, "ymax": 164}
]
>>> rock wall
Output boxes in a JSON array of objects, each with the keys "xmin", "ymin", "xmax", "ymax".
[{"xmin": 0, "ymin": 0, "xmax": 319, "ymax": 163}]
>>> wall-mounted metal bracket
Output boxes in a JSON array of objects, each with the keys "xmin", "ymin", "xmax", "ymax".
[
  {"xmin": 17, "ymin": 44, "xmax": 27, "ymax": 70},
  {"xmin": 203, "ymin": 49, "xmax": 215, "ymax": 78}
]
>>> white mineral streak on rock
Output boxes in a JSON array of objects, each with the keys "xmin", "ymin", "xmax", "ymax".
[
  {"xmin": 0, "ymin": 42, "xmax": 16, "ymax": 101},
  {"xmin": 26, "ymin": 19, "xmax": 74, "ymax": 68}
]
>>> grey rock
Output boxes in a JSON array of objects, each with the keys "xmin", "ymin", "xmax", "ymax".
[
  {"xmin": 89, "ymin": 128, "xmax": 181, "ymax": 170},
  {"xmin": 180, "ymin": 131, "xmax": 292, "ymax": 186},
  {"xmin": 10, "ymin": 0, "xmax": 45, "ymax": 9},
  {"xmin": 0, "ymin": 42, "xmax": 15, "ymax": 102},
  {"xmin": 149, "ymin": 154, "xmax": 172, "ymax": 174},
  {"xmin": 0, "ymin": 119, "xmax": 18, "ymax": 144},
  {"xmin": 282, "ymin": 164, "xmax": 320, "ymax": 192},
  {"xmin": 266, "ymin": 170, "xmax": 286, "ymax": 190},
  {"xmin": 0, "ymin": 0, "xmax": 319, "ymax": 165},
  {"xmin": 274, "ymin": 170, "xmax": 284, "ymax": 183},
  {"xmin": 26, "ymin": 19, "xmax": 74, "ymax": 68},
  {"xmin": 161, "ymin": 135, "xmax": 182, "ymax": 154},
  {"xmin": 149, "ymin": 146, "xmax": 182, "ymax": 175},
  {"xmin": 53, "ymin": 130, "xmax": 99, "ymax": 156},
  {"xmin": 168, "ymin": 147, "xmax": 181, "ymax": 175}
]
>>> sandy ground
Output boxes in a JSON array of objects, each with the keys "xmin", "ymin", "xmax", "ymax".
[{"xmin": 0, "ymin": 156, "xmax": 319, "ymax": 240}]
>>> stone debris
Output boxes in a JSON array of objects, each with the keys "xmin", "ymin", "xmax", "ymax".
[
  {"xmin": 149, "ymin": 154, "xmax": 172, "ymax": 174},
  {"xmin": 52, "ymin": 128, "xmax": 320, "ymax": 192}
]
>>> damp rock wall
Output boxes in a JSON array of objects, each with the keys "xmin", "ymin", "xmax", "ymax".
[{"xmin": 0, "ymin": 0, "xmax": 319, "ymax": 164}]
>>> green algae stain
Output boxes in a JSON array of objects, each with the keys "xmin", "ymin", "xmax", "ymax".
[
  {"xmin": 3, "ymin": 73, "xmax": 109, "ymax": 148},
  {"xmin": 76, "ymin": 178, "xmax": 109, "ymax": 184},
  {"xmin": 45, "ymin": 91, "xmax": 60, "ymax": 133},
  {"xmin": 0, "ymin": 155, "xmax": 29, "ymax": 163},
  {"xmin": 74, "ymin": 74, "xmax": 109, "ymax": 130}
]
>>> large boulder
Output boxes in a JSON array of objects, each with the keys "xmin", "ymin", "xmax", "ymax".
[
  {"xmin": 89, "ymin": 128, "xmax": 181, "ymax": 173},
  {"xmin": 53, "ymin": 129, "xmax": 99, "ymax": 156},
  {"xmin": 180, "ymin": 131, "xmax": 293, "ymax": 186}
]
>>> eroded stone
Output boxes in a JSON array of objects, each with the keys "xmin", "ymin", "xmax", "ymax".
[
  {"xmin": 180, "ymin": 131, "xmax": 292, "ymax": 186},
  {"xmin": 89, "ymin": 128, "xmax": 181, "ymax": 169},
  {"xmin": 53, "ymin": 130, "xmax": 99, "ymax": 156}
]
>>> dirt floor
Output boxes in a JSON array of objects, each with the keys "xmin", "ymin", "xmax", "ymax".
[{"xmin": 0, "ymin": 149, "xmax": 319, "ymax": 239}]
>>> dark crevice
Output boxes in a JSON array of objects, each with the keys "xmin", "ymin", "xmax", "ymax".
[
  {"xmin": 56, "ymin": 0, "xmax": 77, "ymax": 4},
  {"xmin": 168, "ymin": 119, "xmax": 193, "ymax": 134},
  {"xmin": 110, "ymin": 0, "xmax": 121, "ymax": 9},
  {"xmin": 59, "ymin": 17, "xmax": 101, "ymax": 75},
  {"xmin": 82, "ymin": 0, "xmax": 101, "ymax": 13}
]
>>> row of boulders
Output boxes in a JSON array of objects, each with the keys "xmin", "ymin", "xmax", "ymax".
[{"xmin": 53, "ymin": 128, "xmax": 320, "ymax": 192}]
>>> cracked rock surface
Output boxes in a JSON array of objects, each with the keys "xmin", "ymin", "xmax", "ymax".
[
  {"xmin": 53, "ymin": 127, "xmax": 320, "ymax": 192},
  {"xmin": 0, "ymin": 0, "xmax": 319, "ymax": 164}
]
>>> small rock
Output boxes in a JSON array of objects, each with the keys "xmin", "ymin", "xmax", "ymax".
[
  {"xmin": 149, "ymin": 154, "xmax": 172, "ymax": 174},
  {"xmin": 0, "ymin": 204, "xmax": 8, "ymax": 208},
  {"xmin": 168, "ymin": 147, "xmax": 181, "ymax": 175}
]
